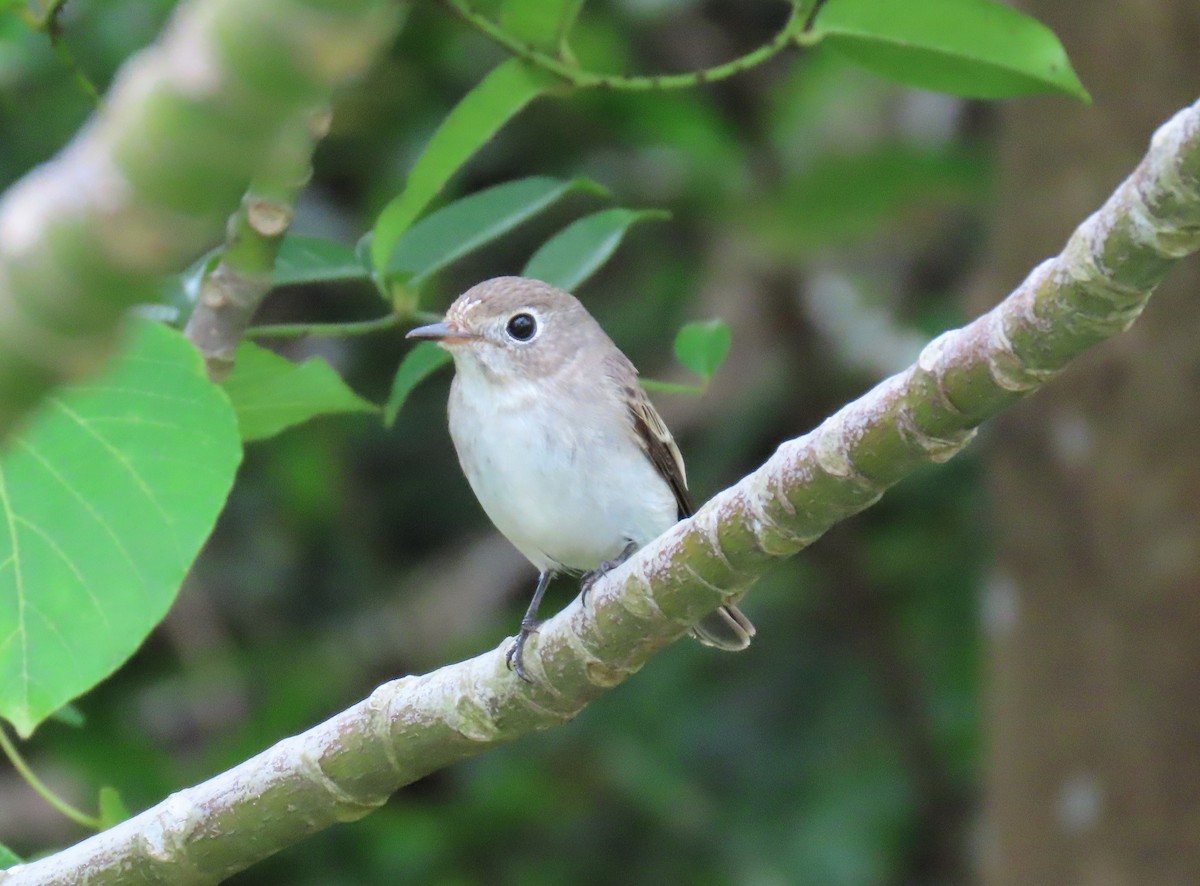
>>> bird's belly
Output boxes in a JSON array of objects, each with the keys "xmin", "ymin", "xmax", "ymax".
[{"xmin": 450, "ymin": 391, "xmax": 677, "ymax": 573}]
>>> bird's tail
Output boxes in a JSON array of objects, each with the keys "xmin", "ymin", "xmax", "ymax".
[{"xmin": 690, "ymin": 604, "xmax": 755, "ymax": 651}]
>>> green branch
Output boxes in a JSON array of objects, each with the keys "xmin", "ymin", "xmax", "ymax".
[
  {"xmin": 184, "ymin": 107, "xmax": 331, "ymax": 379},
  {"xmin": 441, "ymin": 0, "xmax": 808, "ymax": 91}
]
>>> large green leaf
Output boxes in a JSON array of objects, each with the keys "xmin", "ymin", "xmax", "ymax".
[
  {"xmin": 522, "ymin": 208, "xmax": 669, "ymax": 292},
  {"xmin": 811, "ymin": 0, "xmax": 1089, "ymax": 101},
  {"xmin": 370, "ymin": 59, "xmax": 559, "ymax": 276},
  {"xmin": 387, "ymin": 176, "xmax": 607, "ymax": 288},
  {"xmin": 0, "ymin": 321, "xmax": 241, "ymax": 737},
  {"xmin": 385, "ymin": 342, "xmax": 453, "ymax": 427},
  {"xmin": 220, "ymin": 342, "xmax": 378, "ymax": 443},
  {"xmin": 274, "ymin": 236, "xmax": 367, "ymax": 287}
]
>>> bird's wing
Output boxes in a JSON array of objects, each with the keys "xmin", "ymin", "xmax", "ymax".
[{"xmin": 624, "ymin": 382, "xmax": 694, "ymax": 520}]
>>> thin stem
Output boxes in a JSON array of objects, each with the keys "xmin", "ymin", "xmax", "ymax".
[
  {"xmin": 442, "ymin": 0, "xmax": 807, "ymax": 91},
  {"xmin": 244, "ymin": 311, "xmax": 442, "ymax": 340},
  {"xmin": 0, "ymin": 724, "xmax": 103, "ymax": 831},
  {"xmin": 26, "ymin": 0, "xmax": 102, "ymax": 105}
]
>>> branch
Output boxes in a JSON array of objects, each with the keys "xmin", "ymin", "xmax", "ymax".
[
  {"xmin": 0, "ymin": 0, "xmax": 406, "ymax": 437},
  {"xmin": 4, "ymin": 97, "xmax": 1198, "ymax": 886},
  {"xmin": 184, "ymin": 106, "xmax": 331, "ymax": 379},
  {"xmin": 441, "ymin": 0, "xmax": 808, "ymax": 91}
]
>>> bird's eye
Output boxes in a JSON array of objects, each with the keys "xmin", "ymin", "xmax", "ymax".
[{"xmin": 506, "ymin": 312, "xmax": 537, "ymax": 342}]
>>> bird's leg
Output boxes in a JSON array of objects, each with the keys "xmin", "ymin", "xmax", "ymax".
[
  {"xmin": 507, "ymin": 570, "xmax": 554, "ymax": 683},
  {"xmin": 580, "ymin": 539, "xmax": 639, "ymax": 605}
]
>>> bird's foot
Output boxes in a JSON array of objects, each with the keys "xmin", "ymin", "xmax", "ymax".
[
  {"xmin": 580, "ymin": 541, "xmax": 639, "ymax": 606},
  {"xmin": 505, "ymin": 620, "xmax": 541, "ymax": 683}
]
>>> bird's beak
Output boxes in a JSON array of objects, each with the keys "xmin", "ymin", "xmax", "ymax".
[{"xmin": 406, "ymin": 321, "xmax": 477, "ymax": 344}]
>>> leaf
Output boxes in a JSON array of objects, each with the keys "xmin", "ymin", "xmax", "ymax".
[
  {"xmin": 0, "ymin": 321, "xmax": 242, "ymax": 737},
  {"xmin": 220, "ymin": 342, "xmax": 378, "ymax": 443},
  {"xmin": 811, "ymin": 0, "xmax": 1089, "ymax": 102},
  {"xmin": 98, "ymin": 785, "xmax": 130, "ymax": 829},
  {"xmin": 499, "ymin": 0, "xmax": 585, "ymax": 55},
  {"xmin": 385, "ymin": 343, "xmax": 453, "ymax": 428},
  {"xmin": 370, "ymin": 59, "xmax": 559, "ymax": 275},
  {"xmin": 273, "ymin": 236, "xmax": 367, "ymax": 287},
  {"xmin": 522, "ymin": 208, "xmax": 669, "ymax": 292},
  {"xmin": 674, "ymin": 319, "xmax": 732, "ymax": 380},
  {"xmin": 49, "ymin": 701, "xmax": 85, "ymax": 728},
  {"xmin": 388, "ymin": 176, "xmax": 607, "ymax": 288},
  {"xmin": 0, "ymin": 842, "xmax": 20, "ymax": 869}
]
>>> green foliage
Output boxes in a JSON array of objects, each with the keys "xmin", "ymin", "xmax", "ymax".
[
  {"xmin": 219, "ymin": 342, "xmax": 377, "ymax": 442},
  {"xmin": 97, "ymin": 785, "xmax": 130, "ymax": 829},
  {"xmin": 811, "ymin": 0, "xmax": 1089, "ymax": 101},
  {"xmin": 0, "ymin": 841, "xmax": 19, "ymax": 869},
  {"xmin": 370, "ymin": 59, "xmax": 559, "ymax": 277},
  {"xmin": 522, "ymin": 208, "xmax": 670, "ymax": 291},
  {"xmin": 273, "ymin": 237, "xmax": 365, "ymax": 287},
  {"xmin": 496, "ymin": 0, "xmax": 584, "ymax": 56},
  {"xmin": 384, "ymin": 342, "xmax": 453, "ymax": 428},
  {"xmin": 48, "ymin": 702, "xmax": 85, "ymax": 728},
  {"xmin": 0, "ymin": 321, "xmax": 241, "ymax": 737},
  {"xmin": 747, "ymin": 144, "xmax": 992, "ymax": 250},
  {"xmin": 385, "ymin": 175, "xmax": 608, "ymax": 288},
  {"xmin": 673, "ymin": 319, "xmax": 732, "ymax": 380}
]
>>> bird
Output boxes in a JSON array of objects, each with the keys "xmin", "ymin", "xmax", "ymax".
[{"xmin": 407, "ymin": 276, "xmax": 754, "ymax": 680}]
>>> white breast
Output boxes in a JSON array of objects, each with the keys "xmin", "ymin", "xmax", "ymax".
[{"xmin": 447, "ymin": 365, "xmax": 679, "ymax": 574}]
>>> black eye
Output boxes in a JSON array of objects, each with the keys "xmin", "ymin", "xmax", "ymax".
[{"xmin": 506, "ymin": 312, "xmax": 537, "ymax": 341}]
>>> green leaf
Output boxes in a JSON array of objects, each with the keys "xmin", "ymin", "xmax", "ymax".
[
  {"xmin": 220, "ymin": 342, "xmax": 378, "ymax": 443},
  {"xmin": 98, "ymin": 785, "xmax": 130, "ymax": 829},
  {"xmin": 385, "ymin": 342, "xmax": 453, "ymax": 428},
  {"xmin": 0, "ymin": 842, "xmax": 20, "ymax": 869},
  {"xmin": 0, "ymin": 321, "xmax": 242, "ymax": 737},
  {"xmin": 499, "ymin": 0, "xmax": 585, "ymax": 56},
  {"xmin": 811, "ymin": 0, "xmax": 1089, "ymax": 102},
  {"xmin": 49, "ymin": 701, "xmax": 85, "ymax": 728},
  {"xmin": 522, "ymin": 208, "xmax": 669, "ymax": 292},
  {"xmin": 388, "ymin": 176, "xmax": 607, "ymax": 288},
  {"xmin": 674, "ymin": 319, "xmax": 731, "ymax": 380},
  {"xmin": 371, "ymin": 59, "xmax": 559, "ymax": 275},
  {"xmin": 274, "ymin": 236, "xmax": 367, "ymax": 287}
]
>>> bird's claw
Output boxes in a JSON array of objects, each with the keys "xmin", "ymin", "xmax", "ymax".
[{"xmin": 506, "ymin": 622, "xmax": 540, "ymax": 683}]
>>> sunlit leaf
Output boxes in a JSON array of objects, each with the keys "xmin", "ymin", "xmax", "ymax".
[
  {"xmin": 674, "ymin": 319, "xmax": 731, "ymax": 380},
  {"xmin": 811, "ymin": 0, "xmax": 1089, "ymax": 101},
  {"xmin": 0, "ymin": 321, "xmax": 242, "ymax": 737},
  {"xmin": 523, "ymin": 208, "xmax": 669, "ymax": 292},
  {"xmin": 0, "ymin": 842, "xmax": 20, "ymax": 869},
  {"xmin": 385, "ymin": 342, "xmax": 453, "ymax": 427},
  {"xmin": 371, "ymin": 59, "xmax": 559, "ymax": 275},
  {"xmin": 274, "ymin": 236, "xmax": 367, "ymax": 286},
  {"xmin": 388, "ymin": 176, "xmax": 607, "ymax": 288},
  {"xmin": 220, "ymin": 342, "xmax": 377, "ymax": 443}
]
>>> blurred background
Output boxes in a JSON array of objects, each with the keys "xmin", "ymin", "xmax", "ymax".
[{"xmin": 1, "ymin": 1, "xmax": 1198, "ymax": 883}]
